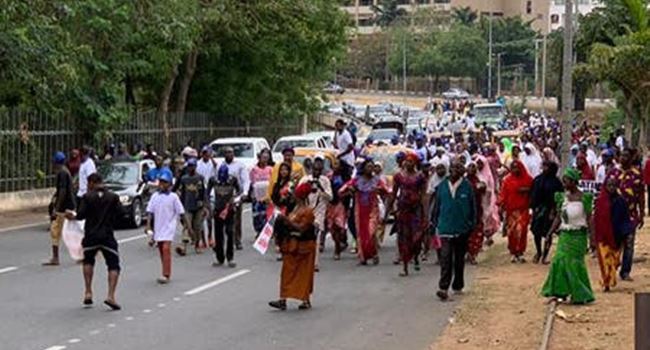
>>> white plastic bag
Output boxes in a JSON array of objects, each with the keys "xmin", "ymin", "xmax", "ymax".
[{"xmin": 62, "ymin": 219, "xmax": 85, "ymax": 262}]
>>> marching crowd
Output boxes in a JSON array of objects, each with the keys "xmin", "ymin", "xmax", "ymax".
[{"xmin": 44, "ymin": 110, "xmax": 649, "ymax": 311}]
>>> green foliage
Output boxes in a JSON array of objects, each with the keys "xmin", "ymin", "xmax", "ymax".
[
  {"xmin": 0, "ymin": 0, "xmax": 347, "ymax": 131},
  {"xmin": 372, "ymin": 0, "xmax": 408, "ymax": 28},
  {"xmin": 479, "ymin": 17, "xmax": 537, "ymax": 74},
  {"xmin": 451, "ymin": 6, "xmax": 478, "ymax": 26}
]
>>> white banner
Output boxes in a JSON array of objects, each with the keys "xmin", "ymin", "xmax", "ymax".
[
  {"xmin": 578, "ymin": 180, "xmax": 600, "ymax": 194},
  {"xmin": 253, "ymin": 212, "xmax": 278, "ymax": 255}
]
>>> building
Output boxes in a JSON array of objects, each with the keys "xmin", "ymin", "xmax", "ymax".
[
  {"xmin": 548, "ymin": 0, "xmax": 602, "ymax": 31},
  {"xmin": 342, "ymin": 0, "xmax": 552, "ymax": 34}
]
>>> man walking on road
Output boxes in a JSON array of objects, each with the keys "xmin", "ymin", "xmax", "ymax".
[
  {"xmin": 76, "ymin": 145, "xmax": 96, "ymax": 205},
  {"xmin": 197, "ymin": 146, "xmax": 219, "ymax": 247},
  {"xmin": 207, "ymin": 164, "xmax": 241, "ymax": 267},
  {"xmin": 431, "ymin": 160, "xmax": 476, "ymax": 301},
  {"xmin": 44, "ymin": 151, "xmax": 76, "ymax": 266},
  {"xmin": 65, "ymin": 173, "xmax": 124, "ymax": 310},
  {"xmin": 145, "ymin": 172, "xmax": 191, "ymax": 284},
  {"xmin": 176, "ymin": 158, "xmax": 207, "ymax": 255},
  {"xmin": 222, "ymin": 147, "xmax": 250, "ymax": 250}
]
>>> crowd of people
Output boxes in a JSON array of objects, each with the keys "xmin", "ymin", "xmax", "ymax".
[{"xmin": 44, "ymin": 108, "xmax": 649, "ymax": 311}]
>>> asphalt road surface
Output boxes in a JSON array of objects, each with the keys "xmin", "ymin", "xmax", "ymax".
[{"xmin": 0, "ymin": 208, "xmax": 468, "ymax": 350}]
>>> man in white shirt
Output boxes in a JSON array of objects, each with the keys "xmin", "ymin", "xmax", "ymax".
[
  {"xmin": 77, "ymin": 146, "xmax": 97, "ymax": 203},
  {"xmin": 197, "ymin": 146, "xmax": 219, "ymax": 247},
  {"xmin": 334, "ymin": 119, "xmax": 356, "ymax": 181},
  {"xmin": 298, "ymin": 155, "xmax": 333, "ymax": 268},
  {"xmin": 222, "ymin": 147, "xmax": 250, "ymax": 250}
]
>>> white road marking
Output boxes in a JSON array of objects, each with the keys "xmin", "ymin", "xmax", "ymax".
[
  {"xmin": 0, "ymin": 266, "xmax": 18, "ymax": 275},
  {"xmin": 0, "ymin": 221, "xmax": 48, "ymax": 234},
  {"xmin": 184, "ymin": 269, "xmax": 251, "ymax": 296},
  {"xmin": 157, "ymin": 303, "xmax": 166, "ymax": 308},
  {"xmin": 107, "ymin": 323, "xmax": 116, "ymax": 328},
  {"xmin": 44, "ymin": 346, "xmax": 66, "ymax": 350},
  {"xmin": 117, "ymin": 234, "xmax": 147, "ymax": 244},
  {"xmin": 143, "ymin": 309, "xmax": 152, "ymax": 313},
  {"xmin": 173, "ymin": 297, "xmax": 181, "ymax": 302},
  {"xmin": 89, "ymin": 330, "xmax": 100, "ymax": 335},
  {"xmin": 125, "ymin": 316, "xmax": 134, "ymax": 321},
  {"xmin": 67, "ymin": 339, "xmax": 81, "ymax": 344}
]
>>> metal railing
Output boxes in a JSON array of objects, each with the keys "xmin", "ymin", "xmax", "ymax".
[{"xmin": 0, "ymin": 110, "xmax": 300, "ymax": 193}]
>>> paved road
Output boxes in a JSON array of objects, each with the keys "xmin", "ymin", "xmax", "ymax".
[{"xmin": 0, "ymin": 208, "xmax": 468, "ymax": 350}]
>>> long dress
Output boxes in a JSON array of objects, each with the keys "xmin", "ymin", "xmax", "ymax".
[
  {"xmin": 594, "ymin": 190, "xmax": 632, "ymax": 289},
  {"xmin": 475, "ymin": 155, "xmax": 500, "ymax": 238},
  {"xmin": 275, "ymin": 206, "xmax": 316, "ymax": 301},
  {"xmin": 466, "ymin": 175, "xmax": 485, "ymax": 260},
  {"xmin": 340, "ymin": 176, "xmax": 387, "ymax": 262},
  {"xmin": 499, "ymin": 161, "xmax": 534, "ymax": 257},
  {"xmin": 541, "ymin": 193, "xmax": 595, "ymax": 304},
  {"xmin": 250, "ymin": 165, "xmax": 272, "ymax": 233},
  {"xmin": 393, "ymin": 171, "xmax": 427, "ymax": 264}
]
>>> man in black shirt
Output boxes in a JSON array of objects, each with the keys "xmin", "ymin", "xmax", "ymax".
[
  {"xmin": 44, "ymin": 152, "xmax": 76, "ymax": 266},
  {"xmin": 206, "ymin": 164, "xmax": 241, "ymax": 267},
  {"xmin": 176, "ymin": 158, "xmax": 207, "ymax": 255},
  {"xmin": 66, "ymin": 173, "xmax": 125, "ymax": 310}
]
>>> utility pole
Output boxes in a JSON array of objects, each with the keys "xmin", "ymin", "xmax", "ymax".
[
  {"xmin": 496, "ymin": 53, "xmax": 502, "ymax": 97},
  {"xmin": 560, "ymin": 0, "xmax": 574, "ymax": 169},
  {"xmin": 541, "ymin": 33, "xmax": 548, "ymax": 116},
  {"xmin": 403, "ymin": 31, "xmax": 407, "ymax": 96},
  {"xmin": 534, "ymin": 39, "xmax": 540, "ymax": 96},
  {"xmin": 487, "ymin": 1, "xmax": 493, "ymax": 100}
]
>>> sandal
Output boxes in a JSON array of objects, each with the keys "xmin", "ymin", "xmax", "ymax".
[
  {"xmin": 83, "ymin": 297, "xmax": 93, "ymax": 308},
  {"xmin": 414, "ymin": 263, "xmax": 421, "ymax": 271},
  {"xmin": 157, "ymin": 277, "xmax": 170, "ymax": 284},
  {"xmin": 399, "ymin": 271, "xmax": 409, "ymax": 277},
  {"xmin": 269, "ymin": 299, "xmax": 287, "ymax": 311},
  {"xmin": 104, "ymin": 299, "xmax": 121, "ymax": 311},
  {"xmin": 298, "ymin": 301, "xmax": 312, "ymax": 310},
  {"xmin": 175, "ymin": 246, "xmax": 186, "ymax": 256}
]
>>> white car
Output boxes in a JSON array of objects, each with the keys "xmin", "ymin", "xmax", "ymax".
[
  {"xmin": 209, "ymin": 137, "xmax": 271, "ymax": 170},
  {"xmin": 271, "ymin": 135, "xmax": 328, "ymax": 162},
  {"xmin": 442, "ymin": 88, "xmax": 470, "ymax": 100},
  {"xmin": 305, "ymin": 131, "xmax": 335, "ymax": 148}
]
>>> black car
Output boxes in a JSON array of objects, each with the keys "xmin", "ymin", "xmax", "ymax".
[{"xmin": 98, "ymin": 159, "xmax": 155, "ymax": 228}]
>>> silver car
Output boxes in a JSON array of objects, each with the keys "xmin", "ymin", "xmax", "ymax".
[{"xmin": 442, "ymin": 88, "xmax": 470, "ymax": 100}]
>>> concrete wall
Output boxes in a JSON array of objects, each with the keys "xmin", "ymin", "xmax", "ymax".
[{"xmin": 0, "ymin": 188, "xmax": 54, "ymax": 213}]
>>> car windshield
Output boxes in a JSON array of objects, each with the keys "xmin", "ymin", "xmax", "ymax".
[
  {"xmin": 99, "ymin": 163, "xmax": 139, "ymax": 185},
  {"xmin": 474, "ymin": 106, "xmax": 505, "ymax": 125},
  {"xmin": 371, "ymin": 152, "xmax": 400, "ymax": 177},
  {"xmin": 212, "ymin": 143, "xmax": 255, "ymax": 158},
  {"xmin": 369, "ymin": 129, "xmax": 398, "ymax": 140},
  {"xmin": 272, "ymin": 140, "xmax": 315, "ymax": 153},
  {"xmin": 293, "ymin": 156, "xmax": 332, "ymax": 172}
]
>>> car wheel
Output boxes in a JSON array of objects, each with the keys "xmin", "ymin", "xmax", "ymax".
[{"xmin": 131, "ymin": 198, "xmax": 143, "ymax": 228}]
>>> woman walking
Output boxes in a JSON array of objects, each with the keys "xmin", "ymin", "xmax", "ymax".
[
  {"xmin": 340, "ymin": 159, "xmax": 388, "ymax": 266},
  {"xmin": 387, "ymin": 152, "xmax": 427, "ymax": 276},
  {"xmin": 541, "ymin": 168, "xmax": 595, "ymax": 304},
  {"xmin": 530, "ymin": 161, "xmax": 564, "ymax": 264},
  {"xmin": 474, "ymin": 155, "xmax": 500, "ymax": 246},
  {"xmin": 250, "ymin": 149, "xmax": 273, "ymax": 237},
  {"xmin": 269, "ymin": 183, "xmax": 317, "ymax": 311},
  {"xmin": 499, "ymin": 160, "xmax": 533, "ymax": 263},
  {"xmin": 271, "ymin": 163, "xmax": 295, "ymax": 261},
  {"xmin": 465, "ymin": 162, "xmax": 485, "ymax": 265},
  {"xmin": 593, "ymin": 177, "xmax": 633, "ymax": 291},
  {"xmin": 327, "ymin": 164, "xmax": 348, "ymax": 260}
]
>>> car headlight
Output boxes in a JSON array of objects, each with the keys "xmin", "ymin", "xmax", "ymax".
[{"xmin": 119, "ymin": 195, "xmax": 132, "ymax": 205}]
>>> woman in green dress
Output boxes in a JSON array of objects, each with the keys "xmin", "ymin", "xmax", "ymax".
[{"xmin": 541, "ymin": 168, "xmax": 595, "ymax": 304}]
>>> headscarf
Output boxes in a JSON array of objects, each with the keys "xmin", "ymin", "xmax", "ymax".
[
  {"xmin": 501, "ymin": 138, "xmax": 513, "ymax": 155},
  {"xmin": 563, "ymin": 167, "xmax": 581, "ymax": 182},
  {"xmin": 594, "ymin": 178, "xmax": 632, "ymax": 248},
  {"xmin": 499, "ymin": 160, "xmax": 533, "ymax": 212},
  {"xmin": 542, "ymin": 147, "xmax": 559, "ymax": 165},
  {"xmin": 521, "ymin": 143, "xmax": 543, "ymax": 177},
  {"xmin": 404, "ymin": 151, "xmax": 419, "ymax": 165},
  {"xmin": 294, "ymin": 182, "xmax": 312, "ymax": 201},
  {"xmin": 473, "ymin": 154, "xmax": 500, "ymax": 234},
  {"xmin": 576, "ymin": 153, "xmax": 595, "ymax": 180},
  {"xmin": 217, "ymin": 163, "xmax": 229, "ymax": 183}
]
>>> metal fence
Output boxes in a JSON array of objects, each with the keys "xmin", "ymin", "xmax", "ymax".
[{"xmin": 0, "ymin": 110, "xmax": 301, "ymax": 193}]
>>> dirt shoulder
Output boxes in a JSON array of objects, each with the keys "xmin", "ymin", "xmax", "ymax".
[{"xmin": 431, "ymin": 228, "xmax": 650, "ymax": 350}]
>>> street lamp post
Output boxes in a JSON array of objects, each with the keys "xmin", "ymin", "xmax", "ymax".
[
  {"xmin": 496, "ymin": 53, "xmax": 503, "ymax": 97},
  {"xmin": 560, "ymin": 0, "xmax": 574, "ymax": 169},
  {"xmin": 487, "ymin": 2, "xmax": 493, "ymax": 100}
]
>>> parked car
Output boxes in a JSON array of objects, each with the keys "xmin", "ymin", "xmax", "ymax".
[
  {"xmin": 272, "ymin": 135, "xmax": 328, "ymax": 162},
  {"xmin": 209, "ymin": 137, "xmax": 271, "ymax": 170},
  {"xmin": 98, "ymin": 159, "xmax": 155, "ymax": 228},
  {"xmin": 472, "ymin": 103, "xmax": 507, "ymax": 129},
  {"xmin": 305, "ymin": 131, "xmax": 335, "ymax": 147},
  {"xmin": 442, "ymin": 88, "xmax": 470, "ymax": 100},
  {"xmin": 324, "ymin": 82, "xmax": 345, "ymax": 94},
  {"xmin": 368, "ymin": 128, "xmax": 400, "ymax": 145},
  {"xmin": 373, "ymin": 116, "xmax": 404, "ymax": 134}
]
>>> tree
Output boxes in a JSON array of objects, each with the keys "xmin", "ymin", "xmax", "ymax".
[
  {"xmin": 451, "ymin": 6, "xmax": 478, "ymax": 26},
  {"xmin": 371, "ymin": 0, "xmax": 408, "ymax": 28},
  {"xmin": 435, "ymin": 25, "xmax": 488, "ymax": 81}
]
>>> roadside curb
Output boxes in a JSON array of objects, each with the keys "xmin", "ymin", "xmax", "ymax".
[
  {"xmin": 0, "ymin": 221, "xmax": 49, "ymax": 234},
  {"xmin": 539, "ymin": 300, "xmax": 557, "ymax": 350}
]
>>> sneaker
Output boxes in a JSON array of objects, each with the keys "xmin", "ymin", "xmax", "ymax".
[
  {"xmin": 227, "ymin": 261, "xmax": 237, "ymax": 268},
  {"xmin": 212, "ymin": 261, "xmax": 224, "ymax": 267},
  {"xmin": 157, "ymin": 277, "xmax": 170, "ymax": 284},
  {"xmin": 436, "ymin": 290, "xmax": 449, "ymax": 301},
  {"xmin": 235, "ymin": 243, "xmax": 243, "ymax": 251}
]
